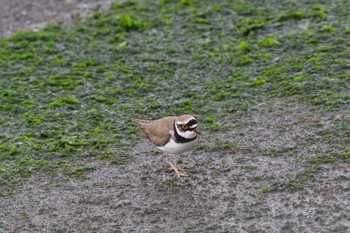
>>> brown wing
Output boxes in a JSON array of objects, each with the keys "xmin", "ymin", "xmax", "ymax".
[{"xmin": 133, "ymin": 116, "xmax": 176, "ymax": 147}]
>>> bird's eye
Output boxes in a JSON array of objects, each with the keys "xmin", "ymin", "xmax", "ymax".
[{"xmin": 181, "ymin": 124, "xmax": 188, "ymax": 130}]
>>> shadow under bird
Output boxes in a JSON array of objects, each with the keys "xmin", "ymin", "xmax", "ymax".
[{"xmin": 133, "ymin": 115, "xmax": 200, "ymax": 177}]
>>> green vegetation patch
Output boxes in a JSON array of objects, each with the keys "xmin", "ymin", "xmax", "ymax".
[
  {"xmin": 0, "ymin": 0, "xmax": 350, "ymax": 195},
  {"xmin": 264, "ymin": 167, "xmax": 322, "ymax": 193}
]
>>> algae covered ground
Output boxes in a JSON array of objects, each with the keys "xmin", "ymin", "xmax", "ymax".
[{"xmin": 0, "ymin": 0, "xmax": 349, "ymax": 232}]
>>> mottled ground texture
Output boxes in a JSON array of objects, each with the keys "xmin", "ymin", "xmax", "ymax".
[
  {"xmin": 0, "ymin": 0, "xmax": 350, "ymax": 232},
  {"xmin": 0, "ymin": 0, "xmax": 116, "ymax": 38}
]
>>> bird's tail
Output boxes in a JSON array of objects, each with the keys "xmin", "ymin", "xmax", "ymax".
[{"xmin": 133, "ymin": 119, "xmax": 150, "ymax": 130}]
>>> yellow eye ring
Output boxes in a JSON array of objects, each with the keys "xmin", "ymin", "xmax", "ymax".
[{"xmin": 181, "ymin": 124, "xmax": 188, "ymax": 130}]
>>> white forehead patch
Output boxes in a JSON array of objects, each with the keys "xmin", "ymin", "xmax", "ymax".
[{"xmin": 189, "ymin": 124, "xmax": 197, "ymax": 129}]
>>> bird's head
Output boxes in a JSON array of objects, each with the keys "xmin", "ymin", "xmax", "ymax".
[{"xmin": 175, "ymin": 115, "xmax": 201, "ymax": 139}]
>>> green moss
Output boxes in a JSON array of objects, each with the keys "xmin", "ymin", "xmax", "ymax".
[
  {"xmin": 250, "ymin": 77, "xmax": 266, "ymax": 87},
  {"xmin": 209, "ymin": 141, "xmax": 234, "ymax": 151},
  {"xmin": 310, "ymin": 6, "xmax": 327, "ymax": 19},
  {"xmin": 9, "ymin": 146, "xmax": 17, "ymax": 156},
  {"xmin": 308, "ymin": 156, "xmax": 336, "ymax": 164},
  {"xmin": 340, "ymin": 151, "xmax": 350, "ymax": 159},
  {"xmin": 117, "ymin": 14, "xmax": 150, "ymax": 31},
  {"xmin": 49, "ymin": 97, "xmax": 80, "ymax": 107},
  {"xmin": 215, "ymin": 92, "xmax": 230, "ymax": 101},
  {"xmin": 204, "ymin": 116, "xmax": 214, "ymax": 124},
  {"xmin": 306, "ymin": 38, "xmax": 320, "ymax": 44},
  {"xmin": 293, "ymin": 75, "xmax": 308, "ymax": 82},
  {"xmin": 267, "ymin": 168, "xmax": 322, "ymax": 192},
  {"xmin": 278, "ymin": 10, "xmax": 306, "ymax": 21},
  {"xmin": 259, "ymin": 36, "xmax": 281, "ymax": 47},
  {"xmin": 0, "ymin": 0, "xmax": 350, "ymax": 194},
  {"xmin": 238, "ymin": 41, "xmax": 252, "ymax": 52}
]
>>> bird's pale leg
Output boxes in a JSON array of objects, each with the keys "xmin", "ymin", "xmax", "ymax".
[
  {"xmin": 171, "ymin": 154, "xmax": 188, "ymax": 177},
  {"xmin": 172, "ymin": 154, "xmax": 186, "ymax": 172},
  {"xmin": 165, "ymin": 154, "xmax": 180, "ymax": 177},
  {"xmin": 165, "ymin": 154, "xmax": 188, "ymax": 177}
]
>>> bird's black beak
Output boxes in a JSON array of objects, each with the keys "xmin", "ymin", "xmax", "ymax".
[{"xmin": 194, "ymin": 129, "xmax": 201, "ymax": 135}]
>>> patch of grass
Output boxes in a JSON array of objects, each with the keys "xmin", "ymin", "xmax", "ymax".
[
  {"xmin": 0, "ymin": 0, "xmax": 350, "ymax": 195},
  {"xmin": 117, "ymin": 14, "xmax": 151, "ymax": 31},
  {"xmin": 214, "ymin": 92, "xmax": 230, "ymax": 101},
  {"xmin": 278, "ymin": 10, "xmax": 306, "ymax": 21},
  {"xmin": 238, "ymin": 41, "xmax": 252, "ymax": 51},
  {"xmin": 267, "ymin": 168, "xmax": 322, "ymax": 192},
  {"xmin": 111, "ymin": 152, "xmax": 132, "ymax": 165},
  {"xmin": 205, "ymin": 224, "xmax": 229, "ymax": 233},
  {"xmin": 49, "ymin": 96, "xmax": 80, "ymax": 107},
  {"xmin": 259, "ymin": 36, "xmax": 281, "ymax": 47},
  {"xmin": 209, "ymin": 141, "xmax": 235, "ymax": 152},
  {"xmin": 9, "ymin": 146, "xmax": 17, "ymax": 156},
  {"xmin": 64, "ymin": 165, "xmax": 96, "ymax": 181},
  {"xmin": 264, "ymin": 146, "xmax": 297, "ymax": 157}
]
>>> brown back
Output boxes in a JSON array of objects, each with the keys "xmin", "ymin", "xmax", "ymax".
[{"xmin": 133, "ymin": 116, "xmax": 177, "ymax": 147}]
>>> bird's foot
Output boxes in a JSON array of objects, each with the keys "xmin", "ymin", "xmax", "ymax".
[
  {"xmin": 168, "ymin": 163, "xmax": 188, "ymax": 177},
  {"xmin": 168, "ymin": 164, "xmax": 188, "ymax": 177},
  {"xmin": 166, "ymin": 155, "xmax": 188, "ymax": 177}
]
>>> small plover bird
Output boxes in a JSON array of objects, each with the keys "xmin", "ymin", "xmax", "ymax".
[{"xmin": 134, "ymin": 115, "xmax": 200, "ymax": 177}]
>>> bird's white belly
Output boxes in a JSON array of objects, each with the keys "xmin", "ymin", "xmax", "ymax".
[{"xmin": 158, "ymin": 138, "xmax": 197, "ymax": 154}]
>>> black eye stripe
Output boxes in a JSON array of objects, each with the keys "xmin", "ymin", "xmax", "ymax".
[{"xmin": 187, "ymin": 119, "xmax": 197, "ymax": 127}]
